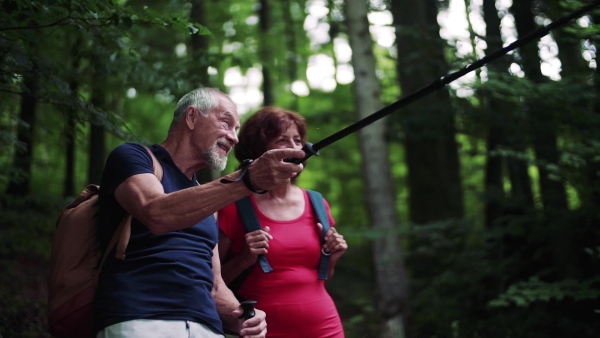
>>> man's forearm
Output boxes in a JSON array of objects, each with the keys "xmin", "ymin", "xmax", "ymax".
[
  {"xmin": 143, "ymin": 170, "xmax": 250, "ymax": 234},
  {"xmin": 212, "ymin": 278, "xmax": 242, "ymax": 333}
]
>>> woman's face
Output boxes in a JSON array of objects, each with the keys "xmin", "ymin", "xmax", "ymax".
[{"xmin": 265, "ymin": 123, "xmax": 303, "ymax": 151}]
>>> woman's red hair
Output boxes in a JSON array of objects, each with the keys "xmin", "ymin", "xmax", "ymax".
[{"xmin": 234, "ymin": 106, "xmax": 307, "ymax": 163}]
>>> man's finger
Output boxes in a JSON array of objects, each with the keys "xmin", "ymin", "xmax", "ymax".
[{"xmin": 266, "ymin": 148, "xmax": 305, "ymax": 161}]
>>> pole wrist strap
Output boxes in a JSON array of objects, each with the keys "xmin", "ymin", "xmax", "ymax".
[{"xmin": 221, "ymin": 159, "xmax": 267, "ymax": 194}]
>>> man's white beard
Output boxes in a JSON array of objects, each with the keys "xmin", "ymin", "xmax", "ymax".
[{"xmin": 203, "ymin": 139, "xmax": 228, "ymax": 171}]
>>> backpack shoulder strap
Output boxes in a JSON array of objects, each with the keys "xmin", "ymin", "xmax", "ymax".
[
  {"xmin": 146, "ymin": 146, "xmax": 163, "ymax": 182},
  {"xmin": 235, "ymin": 196, "xmax": 273, "ymax": 273},
  {"xmin": 232, "ymin": 191, "xmax": 331, "ymax": 280},
  {"xmin": 112, "ymin": 145, "xmax": 163, "ymax": 261},
  {"xmin": 307, "ymin": 190, "xmax": 331, "ymax": 280}
]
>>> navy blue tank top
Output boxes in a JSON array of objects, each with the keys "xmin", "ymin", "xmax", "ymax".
[{"xmin": 94, "ymin": 143, "xmax": 222, "ymax": 334}]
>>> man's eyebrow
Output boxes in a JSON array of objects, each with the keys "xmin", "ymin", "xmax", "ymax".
[{"xmin": 218, "ymin": 110, "xmax": 234, "ymax": 118}]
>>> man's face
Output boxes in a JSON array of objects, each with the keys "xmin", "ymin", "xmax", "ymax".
[
  {"xmin": 203, "ymin": 138, "xmax": 230, "ymax": 171},
  {"xmin": 199, "ymin": 96, "xmax": 240, "ymax": 171}
]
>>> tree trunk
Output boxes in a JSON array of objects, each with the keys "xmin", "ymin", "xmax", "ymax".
[
  {"xmin": 190, "ymin": 0, "xmax": 210, "ymax": 87},
  {"xmin": 479, "ymin": 0, "xmax": 546, "ymax": 299},
  {"xmin": 548, "ymin": 8, "xmax": 588, "ymax": 76},
  {"xmin": 511, "ymin": 0, "xmax": 568, "ymax": 212},
  {"xmin": 391, "ymin": 0, "xmax": 464, "ymax": 224},
  {"xmin": 548, "ymin": 1, "xmax": 597, "ymax": 210},
  {"xmin": 587, "ymin": 13, "xmax": 600, "ymax": 209},
  {"xmin": 259, "ymin": 0, "xmax": 274, "ymax": 106},
  {"xmin": 65, "ymin": 91, "xmax": 77, "ymax": 196},
  {"xmin": 344, "ymin": 0, "xmax": 410, "ymax": 337},
  {"xmin": 482, "ymin": 0, "xmax": 535, "ymax": 223},
  {"xmin": 6, "ymin": 74, "xmax": 37, "ymax": 196},
  {"xmin": 510, "ymin": 0, "xmax": 580, "ymax": 280},
  {"xmin": 190, "ymin": 0, "xmax": 219, "ymax": 183},
  {"xmin": 283, "ymin": 0, "xmax": 299, "ymax": 111},
  {"xmin": 482, "ymin": 0, "xmax": 507, "ymax": 225},
  {"xmin": 64, "ymin": 36, "xmax": 82, "ymax": 197},
  {"xmin": 88, "ymin": 58, "xmax": 107, "ymax": 185}
]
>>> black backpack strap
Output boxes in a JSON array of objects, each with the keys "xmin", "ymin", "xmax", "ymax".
[
  {"xmin": 235, "ymin": 196, "xmax": 273, "ymax": 273},
  {"xmin": 307, "ymin": 190, "xmax": 331, "ymax": 281}
]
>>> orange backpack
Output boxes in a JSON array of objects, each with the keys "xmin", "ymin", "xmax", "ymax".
[{"xmin": 47, "ymin": 146, "xmax": 162, "ymax": 338}]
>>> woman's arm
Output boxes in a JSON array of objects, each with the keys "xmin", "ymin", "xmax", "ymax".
[
  {"xmin": 218, "ymin": 228, "xmax": 273, "ymax": 284},
  {"xmin": 218, "ymin": 231, "xmax": 253, "ymax": 284}
]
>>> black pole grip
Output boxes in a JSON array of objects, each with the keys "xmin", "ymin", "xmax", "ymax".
[
  {"xmin": 284, "ymin": 142, "xmax": 319, "ymax": 164},
  {"xmin": 239, "ymin": 300, "xmax": 257, "ymax": 320}
]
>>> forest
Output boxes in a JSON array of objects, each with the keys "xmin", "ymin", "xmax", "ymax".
[{"xmin": 1, "ymin": 0, "xmax": 600, "ymax": 337}]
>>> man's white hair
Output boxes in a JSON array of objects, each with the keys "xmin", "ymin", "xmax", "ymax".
[{"xmin": 168, "ymin": 87, "xmax": 223, "ymax": 133}]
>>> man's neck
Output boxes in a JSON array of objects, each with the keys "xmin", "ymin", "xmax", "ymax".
[{"xmin": 160, "ymin": 136, "xmax": 208, "ymax": 179}]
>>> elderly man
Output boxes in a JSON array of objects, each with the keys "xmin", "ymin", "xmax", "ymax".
[{"xmin": 93, "ymin": 87, "xmax": 305, "ymax": 338}]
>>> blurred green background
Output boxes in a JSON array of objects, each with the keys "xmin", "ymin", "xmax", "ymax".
[{"xmin": 1, "ymin": 0, "xmax": 599, "ymax": 337}]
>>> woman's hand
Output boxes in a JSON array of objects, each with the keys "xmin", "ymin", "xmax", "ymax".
[
  {"xmin": 241, "ymin": 226, "xmax": 272, "ymax": 268},
  {"xmin": 318, "ymin": 224, "xmax": 348, "ymax": 263}
]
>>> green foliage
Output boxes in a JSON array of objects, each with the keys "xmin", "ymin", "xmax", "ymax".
[
  {"xmin": 0, "ymin": 0, "xmax": 219, "ymax": 195},
  {"xmin": 405, "ymin": 214, "xmax": 600, "ymax": 337},
  {"xmin": 406, "ymin": 218, "xmax": 494, "ymax": 337},
  {"xmin": 327, "ymin": 243, "xmax": 379, "ymax": 338},
  {"xmin": 0, "ymin": 194, "xmax": 59, "ymax": 257},
  {"xmin": 1, "ymin": 0, "xmax": 600, "ymax": 337},
  {"xmin": 0, "ymin": 193, "xmax": 61, "ymax": 338},
  {"xmin": 489, "ymin": 276, "xmax": 600, "ymax": 307}
]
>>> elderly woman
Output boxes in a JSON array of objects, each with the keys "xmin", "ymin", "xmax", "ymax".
[{"xmin": 218, "ymin": 106, "xmax": 348, "ymax": 338}]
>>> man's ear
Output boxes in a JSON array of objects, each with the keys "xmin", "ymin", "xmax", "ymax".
[{"xmin": 185, "ymin": 106, "xmax": 197, "ymax": 130}]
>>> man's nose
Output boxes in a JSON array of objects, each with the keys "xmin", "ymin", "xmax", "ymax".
[{"xmin": 227, "ymin": 129, "xmax": 239, "ymax": 145}]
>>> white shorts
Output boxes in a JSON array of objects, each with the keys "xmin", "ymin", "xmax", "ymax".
[{"xmin": 96, "ymin": 319, "xmax": 225, "ymax": 338}]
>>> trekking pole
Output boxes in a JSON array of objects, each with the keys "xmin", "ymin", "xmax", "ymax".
[{"xmin": 286, "ymin": 0, "xmax": 600, "ymax": 164}]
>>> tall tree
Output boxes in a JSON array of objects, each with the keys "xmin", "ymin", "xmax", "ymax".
[
  {"xmin": 546, "ymin": 1, "xmax": 589, "ymax": 76},
  {"xmin": 511, "ymin": 0, "xmax": 568, "ymax": 212},
  {"xmin": 391, "ymin": 0, "xmax": 464, "ymax": 225},
  {"xmin": 482, "ymin": 0, "xmax": 535, "ymax": 224},
  {"xmin": 259, "ymin": 0, "xmax": 274, "ymax": 105},
  {"xmin": 190, "ymin": 0, "xmax": 211, "ymax": 87},
  {"xmin": 547, "ymin": 1, "xmax": 598, "ymax": 210},
  {"xmin": 584, "ymin": 13, "xmax": 600, "ymax": 209},
  {"xmin": 88, "ymin": 52, "xmax": 107, "ymax": 185},
  {"xmin": 63, "ymin": 35, "xmax": 82, "ymax": 197},
  {"xmin": 390, "ymin": 2, "xmax": 465, "ymax": 335},
  {"xmin": 282, "ymin": 0, "xmax": 299, "ymax": 111},
  {"xmin": 190, "ymin": 0, "xmax": 219, "ymax": 184},
  {"xmin": 344, "ymin": 0, "xmax": 410, "ymax": 337},
  {"xmin": 6, "ymin": 73, "xmax": 37, "ymax": 196},
  {"xmin": 481, "ymin": 0, "xmax": 508, "ymax": 226},
  {"xmin": 5, "ymin": 5, "xmax": 39, "ymax": 196},
  {"xmin": 586, "ymin": 12, "xmax": 600, "ymax": 209}
]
